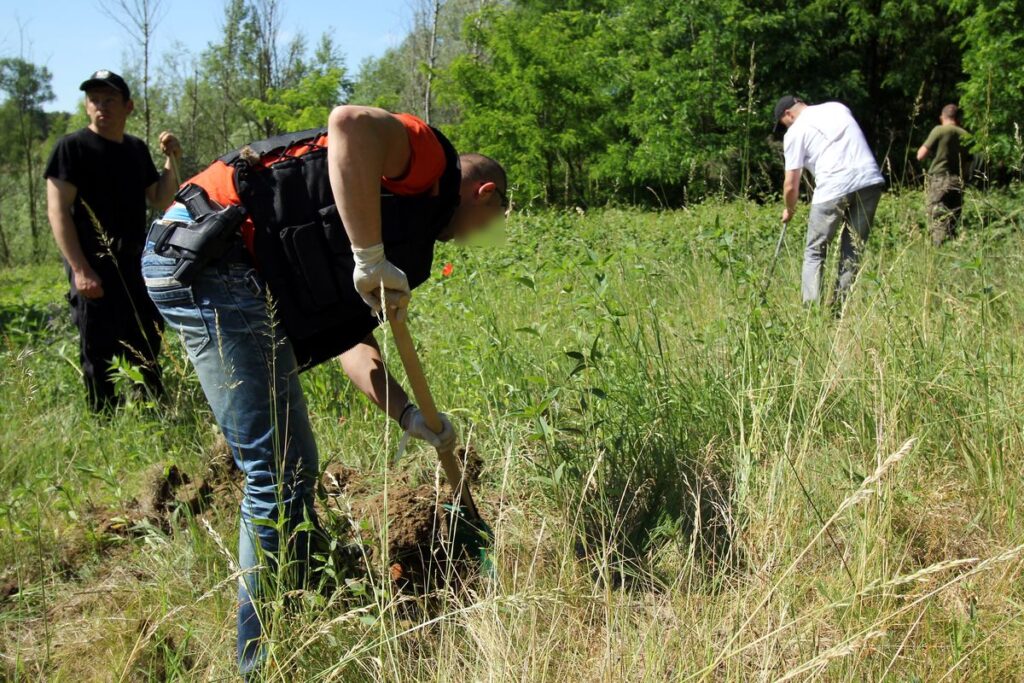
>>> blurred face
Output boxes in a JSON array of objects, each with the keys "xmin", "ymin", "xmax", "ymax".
[
  {"xmin": 441, "ymin": 179, "xmax": 508, "ymax": 242},
  {"xmin": 85, "ymin": 87, "xmax": 132, "ymax": 133}
]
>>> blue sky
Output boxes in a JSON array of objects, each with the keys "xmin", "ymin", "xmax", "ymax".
[{"xmin": 0, "ymin": 0, "xmax": 413, "ymax": 112}]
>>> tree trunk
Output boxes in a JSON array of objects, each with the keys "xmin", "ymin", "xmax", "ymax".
[
  {"xmin": 424, "ymin": 0, "xmax": 443, "ymax": 124},
  {"xmin": 99, "ymin": 0, "xmax": 164, "ymax": 146},
  {"xmin": 251, "ymin": 0, "xmax": 283, "ymax": 137},
  {"xmin": 0, "ymin": 189, "xmax": 11, "ymax": 265},
  {"xmin": 142, "ymin": 2, "xmax": 151, "ymax": 146},
  {"xmin": 16, "ymin": 108, "xmax": 39, "ymax": 260}
]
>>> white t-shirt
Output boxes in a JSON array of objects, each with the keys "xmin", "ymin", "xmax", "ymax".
[{"xmin": 783, "ymin": 102, "xmax": 885, "ymax": 204}]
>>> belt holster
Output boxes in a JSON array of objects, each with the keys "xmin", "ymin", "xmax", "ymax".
[{"xmin": 149, "ymin": 184, "xmax": 246, "ymax": 285}]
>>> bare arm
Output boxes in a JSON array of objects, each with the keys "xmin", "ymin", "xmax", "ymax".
[
  {"xmin": 782, "ymin": 168, "xmax": 801, "ymax": 222},
  {"xmin": 47, "ymin": 177, "xmax": 104, "ymax": 299},
  {"xmin": 916, "ymin": 144, "xmax": 930, "ymax": 162},
  {"xmin": 326, "ymin": 106, "xmax": 411, "ymax": 249},
  {"xmin": 339, "ymin": 334, "xmax": 410, "ymax": 423},
  {"xmin": 145, "ymin": 131, "xmax": 182, "ymax": 210}
]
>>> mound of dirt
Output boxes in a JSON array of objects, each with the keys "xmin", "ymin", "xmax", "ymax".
[
  {"xmin": 0, "ymin": 580, "xmax": 17, "ymax": 601},
  {"xmin": 320, "ymin": 462, "xmax": 364, "ymax": 498},
  {"xmin": 343, "ymin": 483, "xmax": 484, "ymax": 592},
  {"xmin": 92, "ymin": 449, "xmax": 244, "ymax": 544},
  {"xmin": 82, "ymin": 442, "xmax": 487, "ymax": 594},
  {"xmin": 139, "ymin": 463, "xmax": 194, "ymax": 519},
  {"xmin": 318, "ymin": 445, "xmax": 487, "ymax": 591}
]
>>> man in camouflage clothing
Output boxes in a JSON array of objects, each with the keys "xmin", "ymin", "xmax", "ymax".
[{"xmin": 917, "ymin": 104, "xmax": 970, "ymax": 246}]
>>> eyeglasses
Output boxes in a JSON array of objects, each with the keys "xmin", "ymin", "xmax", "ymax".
[{"xmin": 494, "ymin": 186, "xmax": 510, "ymax": 210}]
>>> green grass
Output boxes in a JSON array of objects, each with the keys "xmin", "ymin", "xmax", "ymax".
[{"xmin": 1, "ymin": 187, "xmax": 1024, "ymax": 681}]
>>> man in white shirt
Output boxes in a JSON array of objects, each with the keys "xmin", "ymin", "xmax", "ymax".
[{"xmin": 775, "ymin": 95, "xmax": 886, "ymax": 308}]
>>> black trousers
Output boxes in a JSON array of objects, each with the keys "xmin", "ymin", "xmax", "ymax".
[{"xmin": 68, "ymin": 265, "xmax": 164, "ymax": 412}]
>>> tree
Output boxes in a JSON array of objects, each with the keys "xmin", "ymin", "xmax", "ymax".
[
  {"xmin": 445, "ymin": 5, "xmax": 620, "ymax": 204},
  {"xmin": 421, "ymin": 0, "xmax": 445, "ymax": 124},
  {"xmin": 0, "ymin": 58, "xmax": 55, "ymax": 260},
  {"xmin": 956, "ymin": 0, "xmax": 1024, "ymax": 179},
  {"xmin": 351, "ymin": 0, "xmax": 488, "ymax": 125},
  {"xmin": 242, "ymin": 0, "xmax": 312, "ymax": 136},
  {"xmin": 243, "ymin": 36, "xmax": 353, "ymax": 131},
  {"xmin": 439, "ymin": 0, "xmax": 980, "ymax": 205},
  {"xmin": 99, "ymin": 0, "xmax": 166, "ymax": 146}
]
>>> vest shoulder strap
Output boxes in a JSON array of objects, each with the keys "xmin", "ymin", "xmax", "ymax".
[{"xmin": 218, "ymin": 128, "xmax": 327, "ymax": 166}]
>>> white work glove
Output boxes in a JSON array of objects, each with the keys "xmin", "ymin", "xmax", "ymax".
[
  {"xmin": 400, "ymin": 405, "xmax": 457, "ymax": 452},
  {"xmin": 352, "ymin": 243, "xmax": 410, "ymax": 318}
]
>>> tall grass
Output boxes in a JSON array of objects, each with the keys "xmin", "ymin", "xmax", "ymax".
[{"xmin": 1, "ymin": 187, "xmax": 1023, "ymax": 680}]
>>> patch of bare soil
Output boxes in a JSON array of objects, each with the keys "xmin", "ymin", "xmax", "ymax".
[
  {"xmin": 318, "ymin": 445, "xmax": 487, "ymax": 592},
  {"xmin": 25, "ymin": 441, "xmax": 485, "ymax": 612},
  {"xmin": 0, "ymin": 579, "xmax": 17, "ymax": 601},
  {"xmin": 458, "ymin": 445, "xmax": 485, "ymax": 484},
  {"xmin": 96, "ymin": 444, "xmax": 487, "ymax": 594},
  {"xmin": 94, "ymin": 443, "xmax": 244, "ymax": 543},
  {"xmin": 2, "ymin": 443, "xmax": 489, "ymax": 679}
]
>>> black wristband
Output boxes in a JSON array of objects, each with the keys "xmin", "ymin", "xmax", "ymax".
[{"xmin": 398, "ymin": 403, "xmax": 416, "ymax": 429}]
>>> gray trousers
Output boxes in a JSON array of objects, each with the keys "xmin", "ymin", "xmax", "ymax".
[{"xmin": 802, "ymin": 184, "xmax": 884, "ymax": 305}]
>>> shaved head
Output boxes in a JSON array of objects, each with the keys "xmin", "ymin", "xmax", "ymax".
[
  {"xmin": 442, "ymin": 152, "xmax": 508, "ymax": 242},
  {"xmin": 460, "ymin": 153, "xmax": 507, "ymax": 192}
]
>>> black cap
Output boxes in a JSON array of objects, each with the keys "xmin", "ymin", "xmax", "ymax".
[
  {"xmin": 773, "ymin": 95, "xmax": 803, "ymax": 123},
  {"xmin": 772, "ymin": 95, "xmax": 804, "ymax": 135},
  {"xmin": 79, "ymin": 70, "xmax": 131, "ymax": 100}
]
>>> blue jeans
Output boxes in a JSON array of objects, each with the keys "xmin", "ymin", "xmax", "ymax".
[{"xmin": 142, "ymin": 226, "xmax": 320, "ymax": 675}]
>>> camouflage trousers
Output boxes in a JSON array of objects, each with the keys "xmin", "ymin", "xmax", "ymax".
[{"xmin": 926, "ymin": 174, "xmax": 963, "ymax": 246}]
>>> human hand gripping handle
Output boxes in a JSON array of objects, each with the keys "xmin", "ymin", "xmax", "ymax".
[
  {"xmin": 352, "ymin": 243, "xmax": 411, "ymax": 318},
  {"xmin": 401, "ymin": 405, "xmax": 457, "ymax": 451},
  {"xmin": 159, "ymin": 131, "xmax": 182, "ymax": 161}
]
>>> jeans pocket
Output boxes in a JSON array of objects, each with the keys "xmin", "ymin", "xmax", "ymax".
[{"xmin": 143, "ymin": 253, "xmax": 212, "ymax": 357}]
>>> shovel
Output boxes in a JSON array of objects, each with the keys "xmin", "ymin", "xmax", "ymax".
[
  {"xmin": 758, "ymin": 220, "xmax": 789, "ymax": 305},
  {"xmin": 387, "ymin": 311, "xmax": 493, "ymax": 566}
]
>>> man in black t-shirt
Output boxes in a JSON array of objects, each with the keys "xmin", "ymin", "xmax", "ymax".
[{"xmin": 45, "ymin": 70, "xmax": 183, "ymax": 411}]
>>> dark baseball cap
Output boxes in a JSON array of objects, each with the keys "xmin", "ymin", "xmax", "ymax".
[
  {"xmin": 773, "ymin": 95, "xmax": 804, "ymax": 123},
  {"xmin": 79, "ymin": 70, "xmax": 131, "ymax": 100}
]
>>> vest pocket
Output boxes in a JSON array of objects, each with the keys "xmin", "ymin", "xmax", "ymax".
[{"xmin": 278, "ymin": 221, "xmax": 344, "ymax": 312}]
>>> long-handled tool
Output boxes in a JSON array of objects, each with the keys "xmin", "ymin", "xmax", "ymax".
[
  {"xmin": 387, "ymin": 312, "xmax": 492, "ymax": 559},
  {"xmin": 758, "ymin": 220, "xmax": 789, "ymax": 304}
]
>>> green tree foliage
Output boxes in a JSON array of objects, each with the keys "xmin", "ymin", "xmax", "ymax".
[
  {"xmin": 0, "ymin": 1, "xmax": 356, "ymax": 264},
  {"xmin": 243, "ymin": 35, "xmax": 354, "ymax": 132},
  {"xmin": 130, "ymin": 3, "xmax": 353, "ymax": 174},
  {"xmin": 444, "ymin": 0, "xmax": 979, "ymax": 205},
  {"xmin": 1, "ymin": 0, "xmax": 1023, "ymax": 264},
  {"xmin": 351, "ymin": 0, "xmax": 490, "ymax": 125},
  {"xmin": 956, "ymin": 0, "xmax": 1024, "ymax": 177},
  {"xmin": 444, "ymin": 5, "xmax": 620, "ymax": 205},
  {"xmin": 0, "ymin": 58, "xmax": 56, "ymax": 260},
  {"xmin": 245, "ymin": 67, "xmax": 352, "ymax": 131},
  {"xmin": 0, "ymin": 59, "xmax": 55, "ymax": 163}
]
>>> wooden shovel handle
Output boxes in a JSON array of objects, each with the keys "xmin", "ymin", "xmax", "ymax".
[{"xmin": 388, "ymin": 314, "xmax": 479, "ymax": 519}]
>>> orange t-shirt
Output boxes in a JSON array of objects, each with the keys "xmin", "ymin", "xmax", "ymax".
[
  {"xmin": 382, "ymin": 113, "xmax": 447, "ymax": 195},
  {"xmin": 178, "ymin": 113, "xmax": 448, "ymax": 255}
]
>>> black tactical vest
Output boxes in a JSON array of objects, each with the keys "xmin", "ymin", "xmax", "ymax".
[{"xmin": 220, "ymin": 127, "xmax": 461, "ymax": 369}]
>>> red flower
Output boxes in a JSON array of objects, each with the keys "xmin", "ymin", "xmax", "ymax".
[{"xmin": 442, "ymin": 262, "xmax": 454, "ymax": 277}]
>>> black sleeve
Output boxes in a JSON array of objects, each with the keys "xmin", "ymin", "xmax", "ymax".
[
  {"xmin": 43, "ymin": 136, "xmax": 79, "ymax": 186},
  {"xmin": 136, "ymin": 139, "xmax": 160, "ymax": 188}
]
